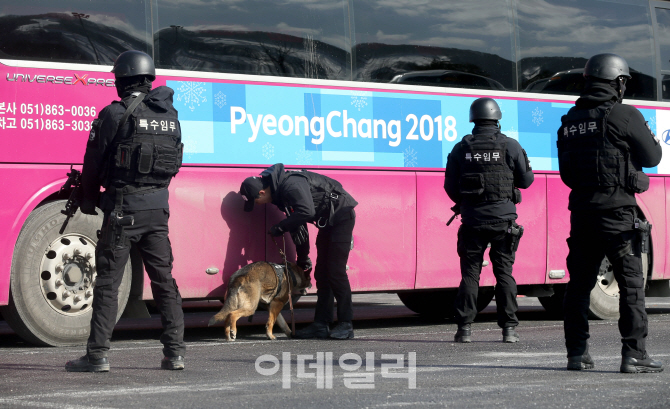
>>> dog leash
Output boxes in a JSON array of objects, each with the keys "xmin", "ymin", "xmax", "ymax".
[{"xmin": 271, "ymin": 235, "xmax": 296, "ymax": 336}]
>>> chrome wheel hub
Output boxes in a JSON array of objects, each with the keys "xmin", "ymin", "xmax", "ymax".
[
  {"xmin": 40, "ymin": 234, "xmax": 97, "ymax": 316},
  {"xmin": 597, "ymin": 257, "xmax": 619, "ymax": 298}
]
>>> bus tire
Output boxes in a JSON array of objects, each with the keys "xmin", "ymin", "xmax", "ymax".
[
  {"xmin": 397, "ymin": 287, "xmax": 494, "ymax": 319},
  {"xmin": 588, "ymin": 253, "xmax": 649, "ymax": 320},
  {"xmin": 0, "ymin": 200, "xmax": 131, "ymax": 346}
]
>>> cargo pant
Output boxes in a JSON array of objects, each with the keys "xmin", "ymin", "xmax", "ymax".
[
  {"xmin": 454, "ymin": 221, "xmax": 519, "ymax": 328},
  {"xmin": 564, "ymin": 208, "xmax": 647, "ymax": 359},
  {"xmin": 313, "ymin": 208, "xmax": 356, "ymax": 324},
  {"xmin": 87, "ymin": 208, "xmax": 185, "ymax": 359}
]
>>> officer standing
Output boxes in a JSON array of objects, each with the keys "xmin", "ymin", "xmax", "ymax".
[
  {"xmin": 65, "ymin": 51, "xmax": 186, "ymax": 372},
  {"xmin": 240, "ymin": 163, "xmax": 358, "ymax": 339},
  {"xmin": 444, "ymin": 98, "xmax": 534, "ymax": 343},
  {"xmin": 558, "ymin": 54, "xmax": 663, "ymax": 373}
]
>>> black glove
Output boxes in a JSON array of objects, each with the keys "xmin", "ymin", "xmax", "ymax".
[
  {"xmin": 269, "ymin": 225, "xmax": 284, "ymax": 237},
  {"xmin": 297, "ymin": 258, "xmax": 312, "ymax": 275},
  {"xmin": 80, "ymin": 199, "xmax": 98, "ymax": 215}
]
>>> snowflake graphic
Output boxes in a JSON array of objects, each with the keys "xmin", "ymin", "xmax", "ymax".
[
  {"xmin": 295, "ymin": 148, "xmax": 313, "ymax": 165},
  {"xmin": 648, "ymin": 116, "xmax": 657, "ymax": 135},
  {"xmin": 214, "ymin": 91, "xmax": 226, "ymax": 109},
  {"xmin": 175, "ymin": 82, "xmax": 208, "ymax": 111},
  {"xmin": 262, "ymin": 142, "xmax": 275, "ymax": 160},
  {"xmin": 531, "ymin": 107, "xmax": 544, "ymax": 126},
  {"xmin": 504, "ymin": 126, "xmax": 519, "ymax": 140},
  {"xmin": 350, "ymin": 91, "xmax": 368, "ymax": 111},
  {"xmin": 404, "ymin": 146, "xmax": 418, "ymax": 167}
]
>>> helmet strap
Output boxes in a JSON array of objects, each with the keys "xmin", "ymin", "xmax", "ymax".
[{"xmin": 616, "ymin": 77, "xmax": 626, "ymax": 103}]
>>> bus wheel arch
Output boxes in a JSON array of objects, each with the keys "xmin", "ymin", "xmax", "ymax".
[{"xmin": 0, "ymin": 200, "xmax": 131, "ymax": 346}]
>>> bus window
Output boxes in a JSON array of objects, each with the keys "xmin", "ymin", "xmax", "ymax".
[
  {"xmin": 653, "ymin": 7, "xmax": 670, "ymax": 100},
  {"xmin": 516, "ymin": 0, "xmax": 656, "ymax": 100},
  {"xmin": 154, "ymin": 0, "xmax": 350, "ymax": 80},
  {"xmin": 0, "ymin": 0, "xmax": 149, "ymax": 65},
  {"xmin": 390, "ymin": 70, "xmax": 506, "ymax": 90},
  {"xmin": 352, "ymin": 0, "xmax": 515, "ymax": 90}
]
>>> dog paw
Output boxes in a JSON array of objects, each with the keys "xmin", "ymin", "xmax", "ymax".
[{"xmin": 266, "ymin": 333, "xmax": 276, "ymax": 340}]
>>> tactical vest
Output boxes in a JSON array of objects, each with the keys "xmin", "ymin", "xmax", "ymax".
[
  {"xmin": 106, "ymin": 96, "xmax": 183, "ymax": 190},
  {"xmin": 557, "ymin": 105, "xmax": 627, "ymax": 190},
  {"xmin": 458, "ymin": 133, "xmax": 514, "ymax": 203},
  {"xmin": 288, "ymin": 170, "xmax": 346, "ymax": 227}
]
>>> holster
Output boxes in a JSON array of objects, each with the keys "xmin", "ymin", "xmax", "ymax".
[
  {"xmin": 100, "ymin": 186, "xmax": 135, "ymax": 248},
  {"xmin": 507, "ymin": 222, "xmax": 524, "ymax": 252},
  {"xmin": 634, "ymin": 218, "xmax": 652, "ymax": 254}
]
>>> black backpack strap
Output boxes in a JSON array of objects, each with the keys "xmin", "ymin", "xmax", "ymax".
[{"xmin": 119, "ymin": 92, "xmax": 146, "ymax": 130}]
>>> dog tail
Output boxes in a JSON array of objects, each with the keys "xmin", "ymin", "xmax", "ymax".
[{"xmin": 208, "ymin": 286, "xmax": 241, "ymax": 326}]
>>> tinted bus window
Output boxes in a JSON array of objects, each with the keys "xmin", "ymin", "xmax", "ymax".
[
  {"xmin": 654, "ymin": 6, "xmax": 670, "ymax": 100},
  {"xmin": 155, "ymin": 0, "xmax": 350, "ymax": 80},
  {"xmin": 0, "ymin": 0, "xmax": 149, "ymax": 65},
  {"xmin": 353, "ymin": 0, "xmax": 515, "ymax": 90},
  {"xmin": 517, "ymin": 0, "xmax": 655, "ymax": 100}
]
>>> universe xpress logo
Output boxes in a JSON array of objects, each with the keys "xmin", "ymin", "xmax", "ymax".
[{"xmin": 6, "ymin": 72, "xmax": 115, "ymax": 87}]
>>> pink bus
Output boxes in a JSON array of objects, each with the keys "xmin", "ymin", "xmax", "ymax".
[{"xmin": 2, "ymin": 0, "xmax": 670, "ymax": 346}]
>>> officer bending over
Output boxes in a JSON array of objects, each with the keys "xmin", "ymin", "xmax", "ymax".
[
  {"xmin": 66, "ymin": 51, "xmax": 186, "ymax": 372},
  {"xmin": 444, "ymin": 98, "xmax": 534, "ymax": 343},
  {"xmin": 240, "ymin": 164, "xmax": 358, "ymax": 339},
  {"xmin": 558, "ymin": 53, "xmax": 663, "ymax": 373}
]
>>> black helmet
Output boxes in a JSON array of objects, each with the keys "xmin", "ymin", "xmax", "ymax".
[
  {"xmin": 583, "ymin": 53, "xmax": 631, "ymax": 80},
  {"xmin": 112, "ymin": 50, "xmax": 156, "ymax": 81},
  {"xmin": 469, "ymin": 97, "xmax": 502, "ymax": 122}
]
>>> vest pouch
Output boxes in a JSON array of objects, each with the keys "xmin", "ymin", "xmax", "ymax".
[
  {"xmin": 176, "ymin": 143, "xmax": 184, "ymax": 168},
  {"xmin": 152, "ymin": 144, "xmax": 180, "ymax": 177},
  {"xmin": 115, "ymin": 144, "xmax": 132, "ymax": 169},
  {"xmin": 512, "ymin": 188, "xmax": 522, "ymax": 204},
  {"xmin": 628, "ymin": 171, "xmax": 650, "ymax": 193},
  {"xmin": 137, "ymin": 143, "xmax": 154, "ymax": 174},
  {"xmin": 459, "ymin": 173, "xmax": 485, "ymax": 196}
]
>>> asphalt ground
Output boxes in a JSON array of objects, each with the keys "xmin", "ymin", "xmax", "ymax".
[{"xmin": 1, "ymin": 294, "xmax": 670, "ymax": 409}]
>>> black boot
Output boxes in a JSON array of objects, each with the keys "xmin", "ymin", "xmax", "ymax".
[
  {"xmin": 567, "ymin": 352, "xmax": 595, "ymax": 371},
  {"xmin": 294, "ymin": 321, "xmax": 330, "ymax": 339},
  {"xmin": 454, "ymin": 324, "xmax": 471, "ymax": 343},
  {"xmin": 329, "ymin": 322, "xmax": 354, "ymax": 339},
  {"xmin": 161, "ymin": 356, "xmax": 185, "ymax": 370},
  {"xmin": 620, "ymin": 355, "xmax": 663, "ymax": 373},
  {"xmin": 65, "ymin": 355, "xmax": 110, "ymax": 373},
  {"xmin": 502, "ymin": 327, "xmax": 519, "ymax": 343}
]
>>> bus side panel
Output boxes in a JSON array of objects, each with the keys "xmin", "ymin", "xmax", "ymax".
[
  {"xmin": 0, "ymin": 165, "xmax": 71, "ymax": 305},
  {"xmin": 415, "ymin": 172, "xmax": 548, "ymax": 289},
  {"xmin": 547, "ymin": 176, "xmax": 667, "ymax": 281},
  {"xmin": 635, "ymin": 178, "xmax": 666, "ymax": 279},
  {"xmin": 415, "ymin": 172, "xmax": 461, "ymax": 289},
  {"xmin": 511, "ymin": 174, "xmax": 548, "ymax": 285},
  {"xmin": 546, "ymin": 175, "xmax": 571, "ymax": 284},
  {"xmin": 144, "ymin": 167, "xmax": 267, "ymax": 299},
  {"xmin": 0, "ymin": 64, "xmax": 117, "ymax": 165},
  {"xmin": 312, "ymin": 170, "xmax": 417, "ymax": 292}
]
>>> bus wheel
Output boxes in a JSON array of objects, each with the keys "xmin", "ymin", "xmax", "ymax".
[
  {"xmin": 0, "ymin": 200, "xmax": 131, "ymax": 346},
  {"xmin": 397, "ymin": 287, "xmax": 494, "ymax": 319},
  {"xmin": 588, "ymin": 253, "xmax": 649, "ymax": 320}
]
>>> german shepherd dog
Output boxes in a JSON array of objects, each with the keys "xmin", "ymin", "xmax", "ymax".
[{"xmin": 208, "ymin": 261, "xmax": 311, "ymax": 341}]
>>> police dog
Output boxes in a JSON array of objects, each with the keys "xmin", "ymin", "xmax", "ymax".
[{"xmin": 208, "ymin": 261, "xmax": 310, "ymax": 341}]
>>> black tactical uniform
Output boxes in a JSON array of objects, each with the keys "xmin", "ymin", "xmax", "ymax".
[
  {"xmin": 241, "ymin": 163, "xmax": 358, "ymax": 339},
  {"xmin": 66, "ymin": 51, "xmax": 186, "ymax": 372},
  {"xmin": 558, "ymin": 54, "xmax": 663, "ymax": 373},
  {"xmin": 444, "ymin": 98, "xmax": 534, "ymax": 343}
]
